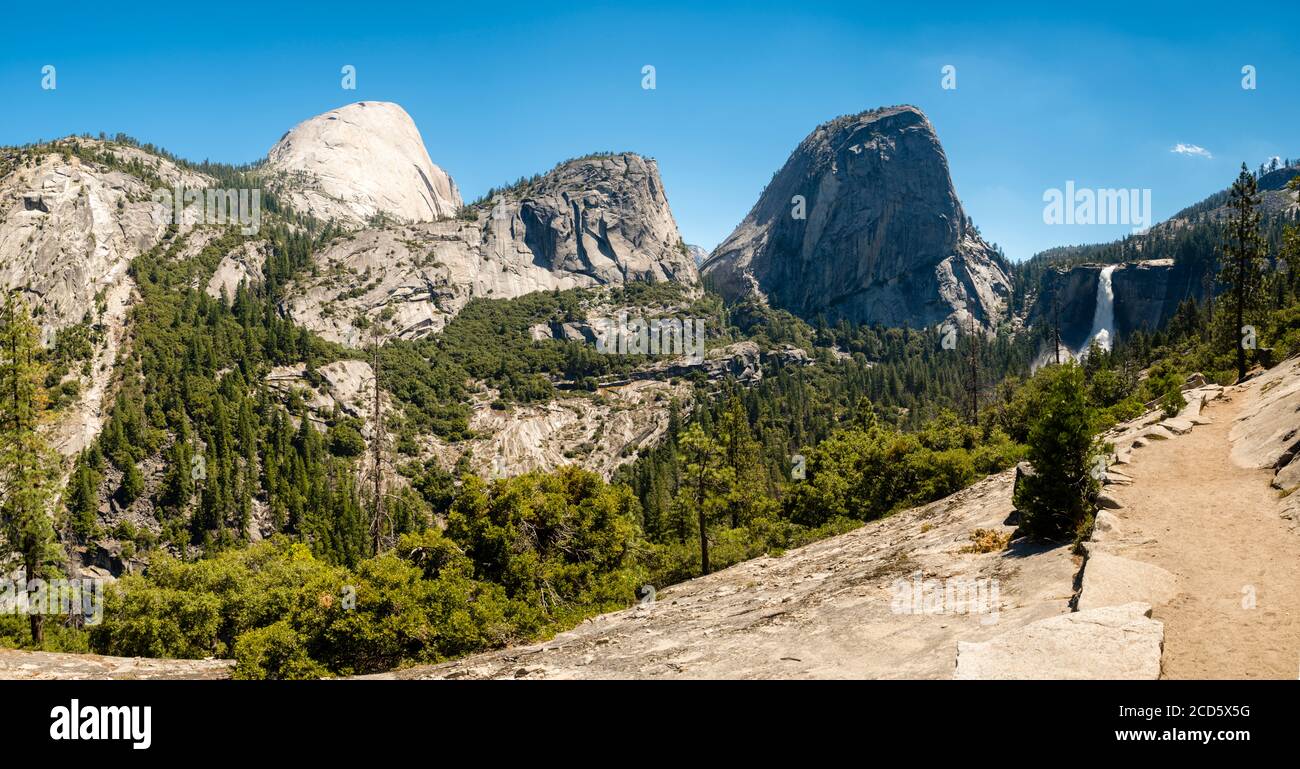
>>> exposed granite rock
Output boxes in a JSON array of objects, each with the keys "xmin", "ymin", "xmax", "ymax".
[
  {"xmin": 1229, "ymin": 356, "xmax": 1300, "ymax": 472},
  {"xmin": 205, "ymin": 239, "xmax": 269, "ymax": 301},
  {"xmin": 1076, "ymin": 552, "xmax": 1177, "ymax": 611},
  {"xmin": 264, "ymin": 101, "xmax": 461, "ymax": 225},
  {"xmin": 0, "ymin": 146, "xmax": 185, "ymax": 336},
  {"xmin": 285, "ymin": 153, "xmax": 697, "ymax": 346},
  {"xmin": 701, "ymin": 105, "xmax": 1010, "ymax": 332},
  {"xmin": 686, "ymin": 243, "xmax": 709, "ymax": 266},
  {"xmin": 0, "ymin": 148, "xmax": 220, "ymax": 461},
  {"xmin": 954, "ymin": 602, "xmax": 1163, "ymax": 680},
  {"xmin": 1091, "ymin": 510, "xmax": 1122, "ymax": 542},
  {"xmin": 1034, "ymin": 259, "xmax": 1202, "ymax": 351},
  {"xmin": 0, "ymin": 648, "xmax": 233, "ymax": 680},
  {"xmin": 1228, "ymin": 355, "xmax": 1300, "ymax": 500},
  {"xmin": 266, "ymin": 359, "xmax": 378, "ymax": 420},
  {"xmin": 423, "ymin": 379, "xmax": 692, "ymax": 480}
]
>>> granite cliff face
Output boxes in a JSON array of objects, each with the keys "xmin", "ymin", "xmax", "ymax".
[
  {"xmin": 1031, "ymin": 260, "xmax": 1202, "ymax": 353},
  {"xmin": 264, "ymin": 101, "xmax": 462, "ymax": 226},
  {"xmin": 0, "ymin": 142, "xmax": 225, "ymax": 459},
  {"xmin": 285, "ymin": 152, "xmax": 698, "ymax": 345},
  {"xmin": 701, "ymin": 105, "xmax": 1011, "ymax": 331},
  {"xmin": 0, "ymin": 141, "xmax": 212, "ymax": 337},
  {"xmin": 1026, "ymin": 161, "xmax": 1300, "ymax": 353}
]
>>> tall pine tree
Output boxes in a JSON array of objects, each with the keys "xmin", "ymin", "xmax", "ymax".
[
  {"xmin": 0, "ymin": 293, "xmax": 62, "ymax": 643},
  {"xmin": 1218, "ymin": 163, "xmax": 1266, "ymax": 380}
]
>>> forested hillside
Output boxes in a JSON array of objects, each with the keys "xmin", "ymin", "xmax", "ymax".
[{"xmin": 4, "ymin": 129, "xmax": 1300, "ymax": 680}]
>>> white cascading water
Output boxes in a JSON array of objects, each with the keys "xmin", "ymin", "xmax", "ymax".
[{"xmin": 1083, "ymin": 264, "xmax": 1117, "ymax": 355}]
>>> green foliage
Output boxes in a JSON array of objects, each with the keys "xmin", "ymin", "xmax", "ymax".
[
  {"xmin": 1218, "ymin": 163, "xmax": 1268, "ymax": 380},
  {"xmin": 326, "ymin": 420, "xmax": 366, "ymax": 457},
  {"xmin": 447, "ymin": 466, "xmax": 643, "ymax": 624},
  {"xmin": 87, "ymin": 465, "xmax": 647, "ymax": 678},
  {"xmin": 1013, "ymin": 364, "xmax": 1099, "ymax": 541},
  {"xmin": 1161, "ymin": 384, "xmax": 1187, "ymax": 418},
  {"xmin": 232, "ymin": 621, "xmax": 329, "ymax": 680},
  {"xmin": 0, "ymin": 294, "xmax": 64, "ymax": 644},
  {"xmin": 784, "ymin": 410, "xmax": 1020, "ymax": 527},
  {"xmin": 89, "ymin": 537, "xmax": 525, "ymax": 678}
]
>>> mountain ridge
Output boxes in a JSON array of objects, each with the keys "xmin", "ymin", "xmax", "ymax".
[{"xmin": 702, "ymin": 104, "xmax": 1012, "ymax": 332}]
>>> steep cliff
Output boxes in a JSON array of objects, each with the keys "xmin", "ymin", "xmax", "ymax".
[
  {"xmin": 1032, "ymin": 259, "xmax": 1200, "ymax": 352},
  {"xmin": 284, "ymin": 152, "xmax": 698, "ymax": 345},
  {"xmin": 701, "ymin": 105, "xmax": 1011, "ymax": 331},
  {"xmin": 1023, "ymin": 161, "xmax": 1299, "ymax": 350}
]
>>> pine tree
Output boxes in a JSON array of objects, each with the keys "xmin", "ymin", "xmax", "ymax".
[
  {"xmin": 674, "ymin": 424, "xmax": 730, "ymax": 575},
  {"xmin": 1218, "ymin": 163, "xmax": 1266, "ymax": 381},
  {"xmin": 1013, "ymin": 363, "xmax": 1099, "ymax": 541},
  {"xmin": 716, "ymin": 399, "xmax": 763, "ymax": 528},
  {"xmin": 0, "ymin": 293, "xmax": 62, "ymax": 643},
  {"xmin": 964, "ymin": 317, "xmax": 981, "ymax": 423}
]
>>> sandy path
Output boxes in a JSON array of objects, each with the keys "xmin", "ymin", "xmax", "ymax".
[{"xmin": 1108, "ymin": 389, "xmax": 1300, "ymax": 679}]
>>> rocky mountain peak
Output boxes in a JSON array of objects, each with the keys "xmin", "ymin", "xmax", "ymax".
[
  {"xmin": 702, "ymin": 105, "xmax": 1010, "ymax": 331},
  {"xmin": 264, "ymin": 101, "xmax": 462, "ymax": 225},
  {"xmin": 478, "ymin": 152, "xmax": 695, "ymax": 286},
  {"xmin": 284, "ymin": 151, "xmax": 697, "ymax": 346}
]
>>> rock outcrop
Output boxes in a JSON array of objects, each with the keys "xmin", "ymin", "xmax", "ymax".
[
  {"xmin": 1033, "ymin": 259, "xmax": 1203, "ymax": 352},
  {"xmin": 285, "ymin": 153, "xmax": 698, "ymax": 346},
  {"xmin": 1229, "ymin": 355, "xmax": 1300, "ymax": 524},
  {"xmin": 425, "ymin": 379, "xmax": 692, "ymax": 481},
  {"xmin": 206, "ymin": 239, "xmax": 269, "ymax": 301},
  {"xmin": 1075, "ymin": 552, "xmax": 1178, "ymax": 611},
  {"xmin": 0, "ymin": 144, "xmax": 224, "ymax": 460},
  {"xmin": 1024, "ymin": 162, "xmax": 1300, "ymax": 350},
  {"xmin": 701, "ymin": 105, "xmax": 1011, "ymax": 332},
  {"xmin": 955, "ymin": 602, "xmax": 1163, "ymax": 680},
  {"xmin": 687, "ymin": 243, "xmax": 709, "ymax": 266},
  {"xmin": 0, "ymin": 647, "xmax": 234, "ymax": 680},
  {"xmin": 0, "ymin": 143, "xmax": 197, "ymax": 336},
  {"xmin": 264, "ymin": 101, "xmax": 461, "ymax": 226}
]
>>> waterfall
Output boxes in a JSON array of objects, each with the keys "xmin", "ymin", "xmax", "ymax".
[{"xmin": 1083, "ymin": 265, "xmax": 1117, "ymax": 355}]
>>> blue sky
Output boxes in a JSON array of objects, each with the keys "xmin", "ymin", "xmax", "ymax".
[{"xmin": 2, "ymin": 1, "xmax": 1296, "ymax": 260}]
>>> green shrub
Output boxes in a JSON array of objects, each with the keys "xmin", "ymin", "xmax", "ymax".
[
  {"xmin": 327, "ymin": 422, "xmax": 366, "ymax": 457},
  {"xmin": 233, "ymin": 621, "xmax": 328, "ymax": 680},
  {"xmin": 1013, "ymin": 363, "xmax": 1100, "ymax": 541}
]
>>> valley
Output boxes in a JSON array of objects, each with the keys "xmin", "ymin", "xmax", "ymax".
[{"xmin": 1, "ymin": 99, "xmax": 1298, "ymax": 681}]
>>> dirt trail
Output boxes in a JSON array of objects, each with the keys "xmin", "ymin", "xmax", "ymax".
[{"xmin": 1107, "ymin": 388, "xmax": 1300, "ymax": 679}]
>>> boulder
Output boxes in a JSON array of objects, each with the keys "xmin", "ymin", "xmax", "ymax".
[
  {"xmin": 1102, "ymin": 470, "xmax": 1133, "ymax": 486},
  {"xmin": 1229, "ymin": 357, "xmax": 1300, "ymax": 469},
  {"xmin": 1091, "ymin": 511, "xmax": 1121, "ymax": 542},
  {"xmin": 954, "ymin": 602, "xmax": 1163, "ymax": 680},
  {"xmin": 1095, "ymin": 491, "xmax": 1123, "ymax": 510},
  {"xmin": 1012, "ymin": 461, "xmax": 1035, "ymax": 502},
  {"xmin": 1272, "ymin": 455, "xmax": 1300, "ymax": 492},
  {"xmin": 1141, "ymin": 425, "xmax": 1176, "ymax": 441},
  {"xmin": 1076, "ymin": 552, "xmax": 1177, "ymax": 611}
]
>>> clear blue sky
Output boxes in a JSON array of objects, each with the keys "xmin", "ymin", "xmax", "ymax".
[{"xmin": 2, "ymin": 1, "xmax": 1296, "ymax": 260}]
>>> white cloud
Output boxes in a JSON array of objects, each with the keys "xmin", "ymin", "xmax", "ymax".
[{"xmin": 1171, "ymin": 143, "xmax": 1213, "ymax": 159}]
